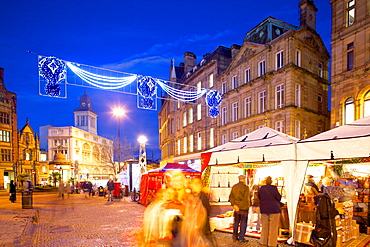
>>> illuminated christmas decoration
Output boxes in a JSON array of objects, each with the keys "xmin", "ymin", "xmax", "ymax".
[
  {"xmin": 38, "ymin": 56, "xmax": 66, "ymax": 97},
  {"xmin": 38, "ymin": 56, "xmax": 223, "ymax": 116},
  {"xmin": 206, "ymin": 90, "xmax": 222, "ymax": 118}
]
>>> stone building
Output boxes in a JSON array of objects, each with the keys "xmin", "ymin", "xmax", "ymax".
[
  {"xmin": 0, "ymin": 68, "xmax": 17, "ymax": 189},
  {"xmin": 159, "ymin": 0, "xmax": 330, "ymax": 166},
  {"xmin": 44, "ymin": 91, "xmax": 115, "ymax": 184},
  {"xmin": 330, "ymin": 0, "xmax": 370, "ymax": 127},
  {"xmin": 18, "ymin": 119, "xmax": 40, "ymax": 184}
]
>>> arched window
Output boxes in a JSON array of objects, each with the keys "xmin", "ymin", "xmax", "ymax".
[
  {"xmin": 363, "ymin": 91, "xmax": 370, "ymax": 117},
  {"xmin": 344, "ymin": 97, "xmax": 355, "ymax": 124}
]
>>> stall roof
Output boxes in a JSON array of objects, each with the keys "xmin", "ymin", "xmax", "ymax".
[
  {"xmin": 149, "ymin": 163, "xmax": 199, "ymax": 173},
  {"xmin": 204, "ymin": 126, "xmax": 298, "ymax": 153},
  {"xmin": 300, "ymin": 116, "xmax": 370, "ymax": 142}
]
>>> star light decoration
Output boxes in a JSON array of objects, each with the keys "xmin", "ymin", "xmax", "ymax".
[{"xmin": 38, "ymin": 56, "xmax": 223, "ymax": 117}]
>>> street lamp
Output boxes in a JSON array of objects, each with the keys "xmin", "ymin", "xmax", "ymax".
[
  {"xmin": 113, "ymin": 107, "xmax": 125, "ymax": 174},
  {"xmin": 137, "ymin": 135, "xmax": 148, "ymax": 173}
]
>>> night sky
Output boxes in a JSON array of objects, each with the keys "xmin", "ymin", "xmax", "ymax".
[{"xmin": 0, "ymin": 0, "xmax": 331, "ymax": 160}]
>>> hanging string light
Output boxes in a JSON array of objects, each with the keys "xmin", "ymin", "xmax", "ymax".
[
  {"xmin": 38, "ymin": 56, "xmax": 222, "ymax": 116},
  {"xmin": 66, "ymin": 62, "xmax": 137, "ymax": 90}
]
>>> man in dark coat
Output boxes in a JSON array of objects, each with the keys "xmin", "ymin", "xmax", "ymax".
[
  {"xmin": 107, "ymin": 179, "xmax": 115, "ymax": 201},
  {"xmin": 9, "ymin": 180, "xmax": 16, "ymax": 203},
  {"xmin": 229, "ymin": 175, "xmax": 250, "ymax": 243}
]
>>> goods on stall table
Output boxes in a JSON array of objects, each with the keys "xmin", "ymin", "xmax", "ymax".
[{"xmin": 294, "ymin": 222, "xmax": 314, "ymax": 245}]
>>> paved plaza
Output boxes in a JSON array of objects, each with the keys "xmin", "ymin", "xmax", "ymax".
[{"xmin": 0, "ymin": 190, "xmax": 294, "ymax": 247}]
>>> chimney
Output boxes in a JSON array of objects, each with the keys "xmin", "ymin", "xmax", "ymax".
[
  {"xmin": 184, "ymin": 52, "xmax": 196, "ymax": 74},
  {"xmin": 0, "ymin": 68, "xmax": 4, "ymax": 83},
  {"xmin": 230, "ymin": 44, "xmax": 241, "ymax": 59},
  {"xmin": 299, "ymin": 0, "xmax": 318, "ymax": 31}
]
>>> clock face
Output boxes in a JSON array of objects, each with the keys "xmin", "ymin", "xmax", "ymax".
[{"xmin": 82, "ymin": 102, "xmax": 86, "ymax": 106}]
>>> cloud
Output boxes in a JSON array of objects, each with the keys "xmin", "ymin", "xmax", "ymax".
[{"xmin": 102, "ymin": 29, "xmax": 233, "ymax": 72}]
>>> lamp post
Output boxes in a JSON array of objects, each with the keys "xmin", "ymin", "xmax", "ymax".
[
  {"xmin": 137, "ymin": 135, "xmax": 148, "ymax": 173},
  {"xmin": 113, "ymin": 107, "xmax": 125, "ymax": 174}
]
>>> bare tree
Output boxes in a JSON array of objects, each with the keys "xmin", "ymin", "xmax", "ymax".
[{"xmin": 101, "ymin": 136, "xmax": 138, "ymax": 175}]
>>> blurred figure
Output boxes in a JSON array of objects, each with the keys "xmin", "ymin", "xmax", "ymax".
[
  {"xmin": 107, "ymin": 179, "xmax": 114, "ymax": 202},
  {"xmin": 59, "ymin": 181, "xmax": 65, "ymax": 199},
  {"xmin": 9, "ymin": 180, "xmax": 16, "ymax": 203},
  {"xmin": 304, "ymin": 175, "xmax": 320, "ymax": 195},
  {"xmin": 247, "ymin": 179, "xmax": 261, "ymax": 233},
  {"xmin": 65, "ymin": 182, "xmax": 71, "ymax": 198},
  {"xmin": 229, "ymin": 175, "xmax": 250, "ymax": 243},
  {"xmin": 322, "ymin": 177, "xmax": 344, "ymax": 201},
  {"xmin": 82, "ymin": 181, "xmax": 90, "ymax": 198},
  {"xmin": 258, "ymin": 176, "xmax": 281, "ymax": 247}
]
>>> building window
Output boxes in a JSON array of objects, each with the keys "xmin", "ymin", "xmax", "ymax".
[
  {"xmin": 183, "ymin": 112, "xmax": 187, "ymax": 127},
  {"xmin": 0, "ymin": 112, "xmax": 10, "ymax": 124},
  {"xmin": 258, "ymin": 90, "xmax": 266, "ymax": 114},
  {"xmin": 1, "ymin": 149, "xmax": 11, "ymax": 161},
  {"xmin": 258, "ymin": 60, "xmax": 266, "ymax": 76},
  {"xmin": 197, "ymin": 81, "xmax": 202, "ymax": 92},
  {"xmin": 363, "ymin": 91, "xmax": 370, "ymax": 117},
  {"xmin": 295, "ymin": 84, "xmax": 301, "ymax": 107},
  {"xmin": 189, "ymin": 135, "xmax": 194, "ymax": 152},
  {"xmin": 295, "ymin": 120, "xmax": 301, "ymax": 139},
  {"xmin": 276, "ymin": 50, "xmax": 284, "ymax": 69},
  {"xmin": 177, "ymin": 117, "xmax": 180, "ymax": 131},
  {"xmin": 347, "ymin": 42, "xmax": 354, "ymax": 71},
  {"xmin": 344, "ymin": 97, "xmax": 355, "ymax": 124},
  {"xmin": 188, "ymin": 108, "xmax": 193, "ymax": 124},
  {"xmin": 209, "ymin": 128, "xmax": 214, "ymax": 148},
  {"xmin": 347, "ymin": 0, "xmax": 355, "ymax": 27},
  {"xmin": 244, "ymin": 68, "xmax": 250, "ymax": 83},
  {"xmin": 232, "ymin": 75, "xmax": 238, "ymax": 89},
  {"xmin": 221, "ymin": 134, "xmax": 227, "ymax": 145},
  {"xmin": 177, "ymin": 139, "xmax": 181, "ymax": 155},
  {"xmin": 177, "ymin": 101, "xmax": 181, "ymax": 109},
  {"xmin": 221, "ymin": 107, "xmax": 227, "ymax": 125},
  {"xmin": 275, "ymin": 84, "xmax": 284, "ymax": 109},
  {"xmin": 296, "ymin": 50, "xmax": 301, "ymax": 67},
  {"xmin": 197, "ymin": 133, "xmax": 202, "ymax": 151},
  {"xmin": 318, "ymin": 62, "xmax": 323, "ymax": 77},
  {"xmin": 232, "ymin": 102, "xmax": 239, "ymax": 122},
  {"xmin": 0, "ymin": 130, "xmax": 10, "ymax": 142},
  {"xmin": 209, "ymin": 73, "xmax": 214, "ymax": 88},
  {"xmin": 244, "ymin": 97, "xmax": 251, "ymax": 118},
  {"xmin": 183, "ymin": 137, "xmax": 187, "ymax": 153},
  {"xmin": 197, "ymin": 104, "xmax": 202, "ymax": 121},
  {"xmin": 221, "ymin": 82, "xmax": 226, "ymax": 94},
  {"xmin": 244, "ymin": 129, "xmax": 251, "ymax": 135},
  {"xmin": 232, "ymin": 132, "xmax": 238, "ymax": 140},
  {"xmin": 275, "ymin": 120, "xmax": 284, "ymax": 132}
]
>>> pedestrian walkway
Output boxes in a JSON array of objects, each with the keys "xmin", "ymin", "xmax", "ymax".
[{"xmin": 0, "ymin": 190, "xmax": 368, "ymax": 246}]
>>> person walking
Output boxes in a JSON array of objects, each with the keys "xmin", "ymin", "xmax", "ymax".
[
  {"xmin": 9, "ymin": 180, "xmax": 16, "ymax": 203},
  {"xmin": 59, "ymin": 181, "xmax": 65, "ymax": 199},
  {"xmin": 229, "ymin": 174, "xmax": 250, "ymax": 243},
  {"xmin": 258, "ymin": 176, "xmax": 282, "ymax": 247},
  {"xmin": 107, "ymin": 178, "xmax": 114, "ymax": 201}
]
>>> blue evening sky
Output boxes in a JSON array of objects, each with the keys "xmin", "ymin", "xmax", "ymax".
[{"xmin": 0, "ymin": 0, "xmax": 331, "ymax": 160}]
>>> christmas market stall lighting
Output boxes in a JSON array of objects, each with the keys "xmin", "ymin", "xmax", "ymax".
[{"xmin": 38, "ymin": 56, "xmax": 223, "ymax": 117}]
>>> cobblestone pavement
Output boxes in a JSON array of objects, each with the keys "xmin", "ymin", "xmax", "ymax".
[{"xmin": 0, "ymin": 191, "xmax": 293, "ymax": 247}]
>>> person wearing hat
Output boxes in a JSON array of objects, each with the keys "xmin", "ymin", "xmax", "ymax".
[{"xmin": 229, "ymin": 174, "xmax": 250, "ymax": 243}]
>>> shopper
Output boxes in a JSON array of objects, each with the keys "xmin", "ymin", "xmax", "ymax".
[
  {"xmin": 247, "ymin": 180, "xmax": 261, "ymax": 232},
  {"xmin": 258, "ymin": 176, "xmax": 282, "ymax": 247},
  {"xmin": 229, "ymin": 174, "xmax": 250, "ymax": 243},
  {"xmin": 107, "ymin": 178, "xmax": 114, "ymax": 201},
  {"xmin": 304, "ymin": 174, "xmax": 321, "ymax": 195},
  {"xmin": 9, "ymin": 180, "xmax": 16, "ymax": 203}
]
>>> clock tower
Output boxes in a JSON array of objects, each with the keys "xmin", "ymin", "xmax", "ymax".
[{"xmin": 73, "ymin": 91, "xmax": 97, "ymax": 135}]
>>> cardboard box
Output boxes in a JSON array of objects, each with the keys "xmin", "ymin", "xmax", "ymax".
[{"xmin": 294, "ymin": 223, "xmax": 314, "ymax": 245}]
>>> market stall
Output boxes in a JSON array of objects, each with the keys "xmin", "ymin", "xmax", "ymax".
[
  {"xmin": 201, "ymin": 127, "xmax": 303, "ymax": 239},
  {"xmin": 139, "ymin": 163, "xmax": 201, "ymax": 205}
]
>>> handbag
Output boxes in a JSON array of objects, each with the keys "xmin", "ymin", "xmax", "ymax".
[{"xmin": 311, "ymin": 220, "xmax": 331, "ymax": 238}]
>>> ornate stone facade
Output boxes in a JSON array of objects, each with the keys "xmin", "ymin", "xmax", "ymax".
[
  {"xmin": 330, "ymin": 0, "xmax": 370, "ymax": 127},
  {"xmin": 159, "ymin": 0, "xmax": 330, "ymax": 165}
]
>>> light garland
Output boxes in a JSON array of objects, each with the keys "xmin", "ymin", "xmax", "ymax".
[
  {"xmin": 38, "ymin": 56, "xmax": 222, "ymax": 116},
  {"xmin": 67, "ymin": 62, "xmax": 137, "ymax": 90}
]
